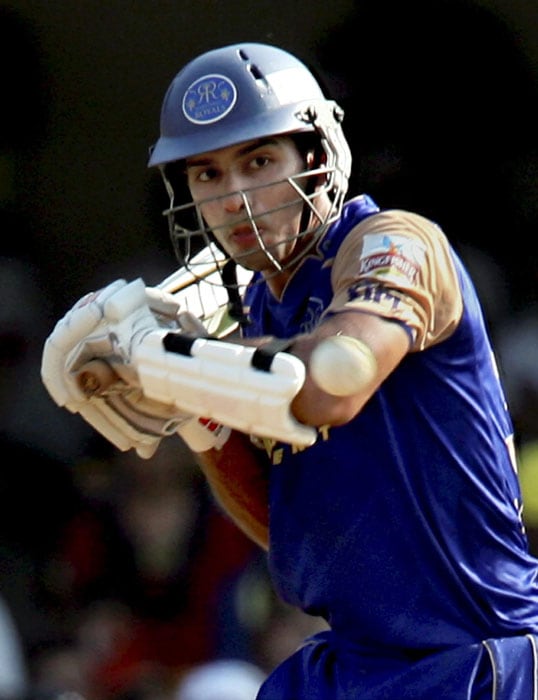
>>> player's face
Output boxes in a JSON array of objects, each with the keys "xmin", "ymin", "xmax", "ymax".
[{"xmin": 185, "ymin": 136, "xmax": 311, "ymax": 274}]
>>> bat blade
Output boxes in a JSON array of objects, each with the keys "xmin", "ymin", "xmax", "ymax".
[{"xmin": 157, "ymin": 243, "xmax": 251, "ymax": 336}]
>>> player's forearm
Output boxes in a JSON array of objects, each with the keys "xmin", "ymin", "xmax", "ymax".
[{"xmin": 195, "ymin": 430, "xmax": 270, "ymax": 550}]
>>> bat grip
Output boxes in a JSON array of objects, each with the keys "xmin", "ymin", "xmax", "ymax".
[{"xmin": 76, "ymin": 359, "xmax": 120, "ymax": 396}]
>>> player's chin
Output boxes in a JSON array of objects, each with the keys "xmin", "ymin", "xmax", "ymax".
[{"xmin": 234, "ymin": 246, "xmax": 280, "ymax": 272}]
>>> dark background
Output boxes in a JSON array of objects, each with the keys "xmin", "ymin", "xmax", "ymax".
[{"xmin": 2, "ymin": 0, "xmax": 537, "ymax": 312}]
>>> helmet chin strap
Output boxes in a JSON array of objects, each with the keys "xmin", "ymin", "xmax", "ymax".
[{"xmin": 221, "ymin": 258, "xmax": 251, "ymax": 329}]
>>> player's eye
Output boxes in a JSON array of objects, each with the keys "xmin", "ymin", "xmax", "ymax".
[
  {"xmin": 197, "ymin": 167, "xmax": 219, "ymax": 182},
  {"xmin": 249, "ymin": 155, "xmax": 270, "ymax": 170}
]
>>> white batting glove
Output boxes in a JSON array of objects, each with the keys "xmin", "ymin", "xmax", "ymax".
[{"xmin": 41, "ymin": 278, "xmax": 193, "ymax": 459}]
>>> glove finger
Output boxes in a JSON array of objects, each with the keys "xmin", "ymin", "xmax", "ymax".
[
  {"xmin": 103, "ymin": 278, "xmax": 147, "ymax": 321},
  {"xmin": 41, "ymin": 337, "xmax": 71, "ymax": 406},
  {"xmin": 66, "ymin": 279, "xmax": 155, "ymax": 380},
  {"xmin": 49, "ymin": 303, "xmax": 103, "ymax": 351},
  {"xmin": 105, "ymin": 392, "xmax": 185, "ymax": 435},
  {"xmin": 77, "ymin": 403, "xmax": 133, "ymax": 451},
  {"xmin": 145, "ymin": 287, "xmax": 181, "ymax": 321},
  {"xmin": 177, "ymin": 310, "xmax": 208, "ymax": 336},
  {"xmin": 79, "ymin": 399, "xmax": 161, "ymax": 453},
  {"xmin": 47, "ymin": 279, "xmax": 128, "ymax": 353},
  {"xmin": 136, "ymin": 442, "xmax": 161, "ymax": 459},
  {"xmin": 42, "ymin": 335, "xmax": 105, "ymax": 407}
]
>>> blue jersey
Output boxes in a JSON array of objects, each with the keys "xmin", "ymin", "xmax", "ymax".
[{"xmin": 244, "ymin": 196, "xmax": 538, "ymax": 698}]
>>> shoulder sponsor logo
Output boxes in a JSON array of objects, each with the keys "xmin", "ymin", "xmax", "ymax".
[{"xmin": 360, "ymin": 233, "xmax": 425, "ymax": 285}]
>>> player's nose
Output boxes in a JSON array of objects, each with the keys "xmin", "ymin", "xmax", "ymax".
[{"xmin": 221, "ymin": 184, "xmax": 247, "ymax": 213}]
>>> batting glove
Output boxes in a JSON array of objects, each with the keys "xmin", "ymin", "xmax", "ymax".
[{"xmin": 41, "ymin": 278, "xmax": 194, "ymax": 459}]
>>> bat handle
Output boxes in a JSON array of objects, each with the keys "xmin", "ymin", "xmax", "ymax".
[{"xmin": 76, "ymin": 359, "xmax": 120, "ymax": 397}]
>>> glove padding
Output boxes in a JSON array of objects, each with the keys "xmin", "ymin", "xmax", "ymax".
[{"xmin": 41, "ymin": 278, "xmax": 192, "ymax": 459}]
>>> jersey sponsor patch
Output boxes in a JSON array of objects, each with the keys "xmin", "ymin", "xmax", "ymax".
[{"xmin": 360, "ymin": 233, "xmax": 426, "ymax": 286}]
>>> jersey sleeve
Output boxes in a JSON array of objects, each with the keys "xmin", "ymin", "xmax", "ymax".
[{"xmin": 325, "ymin": 209, "xmax": 463, "ymax": 351}]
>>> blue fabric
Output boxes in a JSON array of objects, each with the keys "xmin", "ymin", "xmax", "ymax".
[
  {"xmin": 243, "ymin": 194, "xmax": 380, "ymax": 338},
  {"xmin": 482, "ymin": 635, "xmax": 538, "ymax": 699},
  {"xmin": 257, "ymin": 630, "xmax": 482, "ymax": 699},
  {"xmin": 257, "ymin": 631, "xmax": 538, "ymax": 699},
  {"xmin": 244, "ymin": 196, "xmax": 538, "ymax": 697}
]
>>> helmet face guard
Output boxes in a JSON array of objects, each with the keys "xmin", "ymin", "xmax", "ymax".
[{"xmin": 149, "ymin": 43, "xmax": 351, "ymax": 288}]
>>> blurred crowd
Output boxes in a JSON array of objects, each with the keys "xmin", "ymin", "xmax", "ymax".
[
  {"xmin": 0, "ymin": 2, "xmax": 537, "ymax": 699},
  {"xmin": 0, "ymin": 256, "xmax": 329, "ymax": 700}
]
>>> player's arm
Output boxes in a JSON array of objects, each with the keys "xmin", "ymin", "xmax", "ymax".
[
  {"xmin": 288, "ymin": 310, "xmax": 410, "ymax": 427},
  {"xmin": 288, "ymin": 208, "xmax": 466, "ymax": 427}
]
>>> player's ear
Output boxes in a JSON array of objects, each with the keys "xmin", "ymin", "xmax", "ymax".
[{"xmin": 308, "ymin": 147, "xmax": 328, "ymax": 192}]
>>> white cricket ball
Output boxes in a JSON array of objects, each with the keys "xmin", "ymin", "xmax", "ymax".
[{"xmin": 309, "ymin": 335, "xmax": 377, "ymax": 397}]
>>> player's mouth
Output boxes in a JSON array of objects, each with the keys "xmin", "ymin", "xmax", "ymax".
[{"xmin": 229, "ymin": 224, "xmax": 264, "ymax": 250}]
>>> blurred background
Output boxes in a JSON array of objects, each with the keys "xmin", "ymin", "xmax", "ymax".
[{"xmin": 0, "ymin": 1, "xmax": 537, "ymax": 698}]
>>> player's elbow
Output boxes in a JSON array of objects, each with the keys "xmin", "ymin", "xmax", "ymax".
[{"xmin": 291, "ymin": 381, "xmax": 367, "ymax": 427}]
